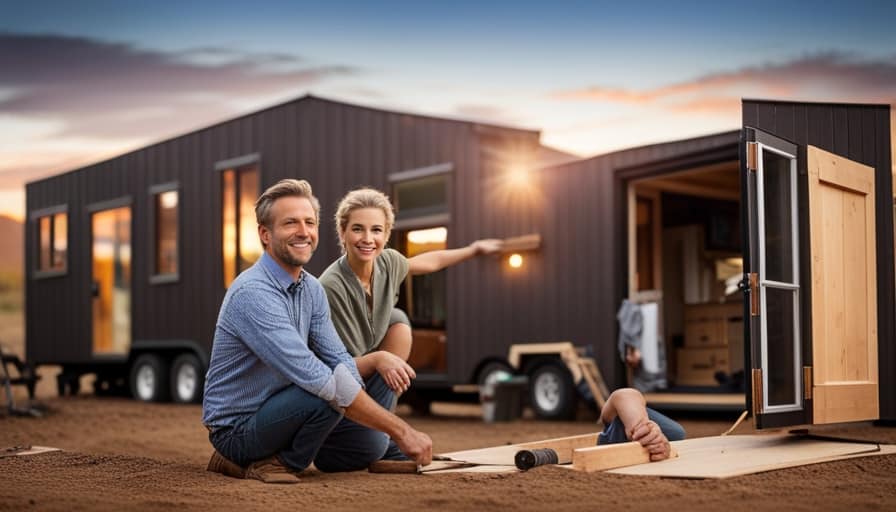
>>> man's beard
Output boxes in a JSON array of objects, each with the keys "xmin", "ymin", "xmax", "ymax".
[{"xmin": 273, "ymin": 238, "xmax": 314, "ymax": 268}]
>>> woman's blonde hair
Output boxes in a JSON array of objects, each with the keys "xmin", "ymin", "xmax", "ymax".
[{"xmin": 334, "ymin": 188, "xmax": 396, "ymax": 250}]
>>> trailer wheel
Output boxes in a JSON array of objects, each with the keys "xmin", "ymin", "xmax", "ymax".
[
  {"xmin": 130, "ymin": 354, "xmax": 170, "ymax": 402},
  {"xmin": 170, "ymin": 353, "xmax": 204, "ymax": 404},
  {"xmin": 528, "ymin": 360, "xmax": 577, "ymax": 420},
  {"xmin": 477, "ymin": 361, "xmax": 514, "ymax": 387}
]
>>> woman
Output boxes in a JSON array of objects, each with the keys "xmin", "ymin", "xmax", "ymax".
[{"xmin": 319, "ymin": 187, "xmax": 502, "ymax": 396}]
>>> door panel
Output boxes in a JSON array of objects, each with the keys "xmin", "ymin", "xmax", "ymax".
[
  {"xmin": 807, "ymin": 145, "xmax": 878, "ymax": 424},
  {"xmin": 743, "ymin": 128, "xmax": 809, "ymax": 428}
]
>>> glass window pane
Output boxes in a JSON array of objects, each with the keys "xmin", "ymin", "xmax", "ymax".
[
  {"xmin": 762, "ymin": 151, "xmax": 794, "ymax": 283},
  {"xmin": 39, "ymin": 216, "xmax": 51, "ymax": 270},
  {"xmin": 222, "ymin": 170, "xmax": 236, "ymax": 287},
  {"xmin": 404, "ymin": 227, "xmax": 447, "ymax": 327},
  {"xmin": 765, "ymin": 287, "xmax": 797, "ymax": 406},
  {"xmin": 238, "ymin": 166, "xmax": 260, "ymax": 272},
  {"xmin": 92, "ymin": 206, "xmax": 131, "ymax": 355},
  {"xmin": 155, "ymin": 190, "xmax": 178, "ymax": 276},
  {"xmin": 394, "ymin": 174, "xmax": 448, "ymax": 219},
  {"xmin": 52, "ymin": 213, "xmax": 67, "ymax": 270}
]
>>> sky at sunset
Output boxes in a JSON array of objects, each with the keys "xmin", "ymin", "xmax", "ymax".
[{"xmin": 2, "ymin": 0, "xmax": 895, "ymax": 219}]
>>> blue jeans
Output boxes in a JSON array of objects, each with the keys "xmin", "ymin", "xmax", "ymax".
[
  {"xmin": 209, "ymin": 373, "xmax": 397, "ymax": 473},
  {"xmin": 313, "ymin": 373, "xmax": 400, "ymax": 472},
  {"xmin": 598, "ymin": 407, "xmax": 686, "ymax": 445}
]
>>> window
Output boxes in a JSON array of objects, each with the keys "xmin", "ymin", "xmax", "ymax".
[
  {"xmin": 402, "ymin": 227, "xmax": 448, "ymax": 327},
  {"xmin": 394, "ymin": 174, "xmax": 449, "ymax": 222},
  {"xmin": 221, "ymin": 162, "xmax": 260, "ymax": 287},
  {"xmin": 151, "ymin": 184, "xmax": 179, "ymax": 280},
  {"xmin": 35, "ymin": 207, "xmax": 67, "ymax": 274},
  {"xmin": 390, "ymin": 167, "xmax": 452, "ymax": 327}
]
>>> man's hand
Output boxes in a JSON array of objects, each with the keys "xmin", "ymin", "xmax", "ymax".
[
  {"xmin": 375, "ymin": 351, "xmax": 416, "ymax": 393},
  {"xmin": 629, "ymin": 418, "xmax": 671, "ymax": 461},
  {"xmin": 393, "ymin": 427, "xmax": 433, "ymax": 466},
  {"xmin": 470, "ymin": 239, "xmax": 503, "ymax": 255},
  {"xmin": 625, "ymin": 346, "xmax": 642, "ymax": 369}
]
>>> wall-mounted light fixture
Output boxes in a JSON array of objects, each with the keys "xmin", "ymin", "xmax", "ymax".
[{"xmin": 500, "ymin": 233, "xmax": 541, "ymax": 269}]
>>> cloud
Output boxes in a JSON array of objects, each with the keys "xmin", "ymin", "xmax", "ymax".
[
  {"xmin": 0, "ymin": 33, "xmax": 359, "ymax": 139},
  {"xmin": 554, "ymin": 52, "xmax": 896, "ymax": 115},
  {"xmin": 453, "ymin": 103, "xmax": 522, "ymax": 126}
]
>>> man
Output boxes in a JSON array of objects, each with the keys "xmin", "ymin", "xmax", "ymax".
[{"xmin": 202, "ymin": 179, "xmax": 432, "ymax": 484}]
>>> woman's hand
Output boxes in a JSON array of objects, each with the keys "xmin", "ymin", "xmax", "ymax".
[{"xmin": 375, "ymin": 351, "xmax": 416, "ymax": 393}]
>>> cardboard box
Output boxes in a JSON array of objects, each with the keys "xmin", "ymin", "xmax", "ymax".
[
  {"xmin": 685, "ymin": 320, "xmax": 724, "ymax": 347},
  {"xmin": 683, "ymin": 301, "xmax": 744, "ymax": 348},
  {"xmin": 676, "ymin": 347, "xmax": 730, "ymax": 386}
]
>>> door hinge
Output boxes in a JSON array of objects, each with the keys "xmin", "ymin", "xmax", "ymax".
[
  {"xmin": 803, "ymin": 366, "xmax": 813, "ymax": 401},
  {"xmin": 749, "ymin": 273, "xmax": 759, "ymax": 316},
  {"xmin": 746, "ymin": 142, "xmax": 758, "ymax": 172},
  {"xmin": 751, "ymin": 368, "xmax": 763, "ymax": 416}
]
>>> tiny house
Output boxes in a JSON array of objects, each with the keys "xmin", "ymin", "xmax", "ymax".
[
  {"xmin": 25, "ymin": 95, "xmax": 542, "ymax": 404},
  {"xmin": 25, "ymin": 95, "xmax": 895, "ymax": 425}
]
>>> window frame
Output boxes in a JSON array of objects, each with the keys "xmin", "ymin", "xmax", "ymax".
[
  {"xmin": 31, "ymin": 204, "xmax": 69, "ymax": 279},
  {"xmin": 216, "ymin": 153, "xmax": 261, "ymax": 288},
  {"xmin": 148, "ymin": 181, "xmax": 181, "ymax": 285},
  {"xmin": 389, "ymin": 162, "xmax": 453, "ymax": 231}
]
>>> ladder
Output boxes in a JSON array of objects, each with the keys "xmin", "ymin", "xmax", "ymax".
[{"xmin": 577, "ymin": 356, "xmax": 610, "ymax": 410}]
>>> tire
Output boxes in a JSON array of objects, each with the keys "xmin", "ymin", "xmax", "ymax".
[
  {"xmin": 129, "ymin": 353, "xmax": 170, "ymax": 402},
  {"xmin": 170, "ymin": 353, "xmax": 204, "ymax": 404},
  {"xmin": 528, "ymin": 360, "xmax": 577, "ymax": 420},
  {"xmin": 477, "ymin": 360, "xmax": 514, "ymax": 387}
]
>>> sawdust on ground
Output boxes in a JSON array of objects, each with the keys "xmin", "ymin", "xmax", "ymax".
[{"xmin": 1, "ymin": 395, "xmax": 895, "ymax": 512}]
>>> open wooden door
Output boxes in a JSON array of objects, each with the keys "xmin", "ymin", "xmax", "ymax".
[
  {"xmin": 742, "ymin": 127, "xmax": 880, "ymax": 428},
  {"xmin": 806, "ymin": 146, "xmax": 878, "ymax": 424}
]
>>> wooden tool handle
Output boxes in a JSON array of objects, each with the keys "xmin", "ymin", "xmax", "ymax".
[{"xmin": 368, "ymin": 460, "xmax": 421, "ymax": 474}]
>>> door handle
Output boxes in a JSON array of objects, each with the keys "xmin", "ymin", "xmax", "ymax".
[{"xmin": 91, "ymin": 281, "xmax": 100, "ymax": 297}]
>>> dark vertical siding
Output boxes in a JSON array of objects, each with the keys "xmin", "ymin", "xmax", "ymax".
[
  {"xmin": 24, "ymin": 97, "xmax": 531, "ymax": 376},
  {"xmin": 743, "ymin": 99, "xmax": 894, "ymax": 421}
]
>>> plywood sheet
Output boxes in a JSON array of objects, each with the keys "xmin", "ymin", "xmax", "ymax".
[{"xmin": 608, "ymin": 434, "xmax": 887, "ymax": 479}]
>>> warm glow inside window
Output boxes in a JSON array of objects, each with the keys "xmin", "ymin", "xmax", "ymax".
[
  {"xmin": 36, "ymin": 210, "xmax": 67, "ymax": 272},
  {"xmin": 154, "ymin": 189, "xmax": 179, "ymax": 277},
  {"xmin": 222, "ymin": 164, "xmax": 260, "ymax": 287}
]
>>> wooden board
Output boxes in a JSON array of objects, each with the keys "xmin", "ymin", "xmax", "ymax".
[
  {"xmin": 439, "ymin": 433, "xmax": 598, "ymax": 465},
  {"xmin": 607, "ymin": 434, "xmax": 884, "ymax": 479},
  {"xmin": 572, "ymin": 441, "xmax": 651, "ymax": 473}
]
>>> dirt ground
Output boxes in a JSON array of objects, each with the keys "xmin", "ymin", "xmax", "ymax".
[
  {"xmin": 1, "ymin": 393, "xmax": 895, "ymax": 512},
  {"xmin": 3, "ymin": 316, "xmax": 896, "ymax": 511}
]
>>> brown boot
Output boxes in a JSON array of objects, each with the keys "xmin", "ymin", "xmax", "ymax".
[
  {"xmin": 245, "ymin": 456, "xmax": 300, "ymax": 484},
  {"xmin": 207, "ymin": 450, "xmax": 246, "ymax": 479}
]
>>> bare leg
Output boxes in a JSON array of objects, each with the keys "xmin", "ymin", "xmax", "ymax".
[{"xmin": 378, "ymin": 322, "xmax": 412, "ymax": 361}]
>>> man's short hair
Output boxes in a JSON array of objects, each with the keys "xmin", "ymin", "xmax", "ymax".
[{"xmin": 255, "ymin": 179, "xmax": 321, "ymax": 241}]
